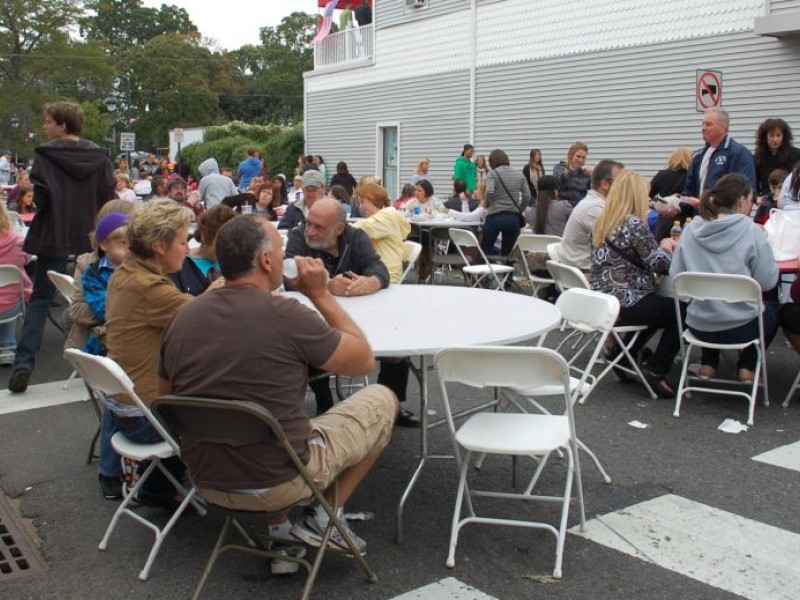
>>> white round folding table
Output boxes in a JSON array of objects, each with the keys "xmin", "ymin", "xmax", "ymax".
[{"xmin": 286, "ymin": 284, "xmax": 561, "ymax": 542}]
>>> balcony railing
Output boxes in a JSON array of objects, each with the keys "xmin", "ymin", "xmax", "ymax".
[{"xmin": 314, "ymin": 24, "xmax": 374, "ymax": 70}]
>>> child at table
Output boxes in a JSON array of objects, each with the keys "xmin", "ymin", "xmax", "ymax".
[{"xmin": 0, "ymin": 201, "xmax": 33, "ymax": 365}]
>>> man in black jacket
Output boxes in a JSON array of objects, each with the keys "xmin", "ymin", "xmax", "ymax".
[
  {"xmin": 9, "ymin": 102, "xmax": 115, "ymax": 393},
  {"xmin": 285, "ymin": 198, "xmax": 419, "ymax": 427}
]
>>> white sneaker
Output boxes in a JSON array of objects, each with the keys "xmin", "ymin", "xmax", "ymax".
[
  {"xmin": 269, "ymin": 541, "xmax": 306, "ymax": 576},
  {"xmin": 290, "ymin": 511, "xmax": 367, "ymax": 555},
  {"xmin": 0, "ymin": 353, "xmax": 14, "ymax": 367}
]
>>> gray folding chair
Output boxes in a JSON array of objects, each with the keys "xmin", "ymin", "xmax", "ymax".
[{"xmin": 152, "ymin": 395, "xmax": 377, "ymax": 600}]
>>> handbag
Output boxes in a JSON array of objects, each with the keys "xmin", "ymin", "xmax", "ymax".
[
  {"xmin": 764, "ymin": 208, "xmax": 800, "ymax": 260},
  {"xmin": 495, "ymin": 173, "xmax": 527, "ymax": 228}
]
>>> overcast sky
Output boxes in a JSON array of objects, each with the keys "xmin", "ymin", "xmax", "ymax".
[{"xmin": 142, "ymin": 1, "xmax": 319, "ymax": 51}]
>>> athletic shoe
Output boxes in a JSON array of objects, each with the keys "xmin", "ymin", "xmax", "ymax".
[
  {"xmin": 269, "ymin": 542, "xmax": 307, "ymax": 576},
  {"xmin": 8, "ymin": 368, "xmax": 30, "ymax": 393},
  {"xmin": 290, "ymin": 511, "xmax": 367, "ymax": 555},
  {"xmin": 98, "ymin": 474, "xmax": 123, "ymax": 500},
  {"xmin": 0, "ymin": 354, "xmax": 14, "ymax": 367}
]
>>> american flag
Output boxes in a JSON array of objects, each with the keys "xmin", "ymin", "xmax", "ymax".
[{"xmin": 313, "ymin": 0, "xmax": 338, "ymax": 44}]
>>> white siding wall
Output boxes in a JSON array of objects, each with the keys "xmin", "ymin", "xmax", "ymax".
[
  {"xmin": 377, "ymin": 0, "xmax": 469, "ymax": 31},
  {"xmin": 306, "ymin": 71, "xmax": 470, "ymax": 196},
  {"xmin": 475, "ymin": 31, "xmax": 800, "ymax": 177},
  {"xmin": 771, "ymin": 0, "xmax": 800, "ymax": 15}
]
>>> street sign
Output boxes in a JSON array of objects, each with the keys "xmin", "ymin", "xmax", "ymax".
[
  {"xmin": 173, "ymin": 128, "xmax": 184, "ymax": 144},
  {"xmin": 696, "ymin": 69, "xmax": 722, "ymax": 112},
  {"xmin": 119, "ymin": 132, "xmax": 136, "ymax": 151}
]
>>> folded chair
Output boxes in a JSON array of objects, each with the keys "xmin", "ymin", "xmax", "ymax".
[
  {"xmin": 545, "ymin": 261, "xmax": 657, "ymax": 400},
  {"xmin": 400, "ymin": 240, "xmax": 422, "ymax": 284},
  {"xmin": 435, "ymin": 346, "xmax": 585, "ymax": 579},
  {"xmin": 151, "ymin": 396, "xmax": 377, "ymax": 600},
  {"xmin": 63, "ymin": 349, "xmax": 207, "ymax": 581},
  {"xmin": 671, "ymin": 273, "xmax": 769, "ymax": 426},
  {"xmin": 0, "ymin": 266, "xmax": 26, "ymax": 365},
  {"xmin": 513, "ymin": 234, "xmax": 561, "ymax": 296},
  {"xmin": 449, "ymin": 228, "xmax": 514, "ymax": 290}
]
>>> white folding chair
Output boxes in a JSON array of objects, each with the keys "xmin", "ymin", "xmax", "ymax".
[
  {"xmin": 545, "ymin": 261, "xmax": 657, "ymax": 400},
  {"xmin": 546, "ymin": 242, "xmax": 562, "ymax": 263},
  {"xmin": 783, "ymin": 368, "xmax": 800, "ymax": 409},
  {"xmin": 7, "ymin": 211, "xmax": 24, "ymax": 230},
  {"xmin": 671, "ymin": 273, "xmax": 769, "ymax": 426},
  {"xmin": 63, "ymin": 349, "xmax": 207, "ymax": 581},
  {"xmin": 435, "ymin": 346, "xmax": 585, "ymax": 579},
  {"xmin": 47, "ymin": 270, "xmax": 80, "ymax": 389},
  {"xmin": 399, "ymin": 240, "xmax": 422, "ymax": 284},
  {"xmin": 514, "ymin": 234, "xmax": 561, "ymax": 296},
  {"xmin": 0, "ymin": 266, "xmax": 26, "ymax": 363},
  {"xmin": 448, "ymin": 228, "xmax": 514, "ymax": 290}
]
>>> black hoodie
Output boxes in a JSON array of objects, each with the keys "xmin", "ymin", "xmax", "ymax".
[{"xmin": 25, "ymin": 139, "xmax": 115, "ymax": 257}]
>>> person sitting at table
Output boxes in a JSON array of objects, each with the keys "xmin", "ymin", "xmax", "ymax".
[
  {"xmin": 158, "ymin": 215, "xmax": 397, "ymax": 566},
  {"xmin": 0, "ymin": 200, "xmax": 33, "ymax": 366},
  {"xmin": 591, "ymin": 171, "xmax": 681, "ymax": 397},
  {"xmin": 444, "ymin": 179, "xmax": 479, "ymax": 213},
  {"xmin": 448, "ymin": 179, "xmax": 488, "ymax": 223},
  {"xmin": 6, "ymin": 171, "xmax": 30, "ymax": 210},
  {"xmin": 780, "ymin": 264, "xmax": 800, "ymax": 359},
  {"xmin": 285, "ymin": 198, "xmax": 419, "ymax": 427},
  {"xmin": 253, "ymin": 182, "xmax": 278, "ymax": 220},
  {"xmin": 531, "ymin": 175, "xmax": 572, "ymax": 236},
  {"xmin": 393, "ymin": 184, "xmax": 416, "ymax": 211},
  {"xmin": 105, "ymin": 200, "xmax": 224, "ymax": 508},
  {"xmin": 670, "ymin": 173, "xmax": 779, "ymax": 382},
  {"xmin": 16, "ymin": 186, "xmax": 36, "ymax": 224},
  {"xmin": 403, "ymin": 180, "xmax": 444, "ymax": 217},
  {"xmin": 278, "ymin": 170, "xmax": 326, "ymax": 230},
  {"xmin": 170, "ymin": 204, "xmax": 239, "ymax": 296}
]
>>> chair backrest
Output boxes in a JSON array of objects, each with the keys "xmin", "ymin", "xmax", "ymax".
[
  {"xmin": 546, "ymin": 242, "xmax": 562, "ymax": 262},
  {"xmin": 517, "ymin": 234, "xmax": 562, "ymax": 255},
  {"xmin": 449, "ymin": 227, "xmax": 506, "ymax": 289},
  {"xmin": 400, "ymin": 240, "xmax": 422, "ymax": 284},
  {"xmin": 7, "ymin": 211, "xmax": 24, "ymax": 229},
  {"xmin": 152, "ymin": 396, "xmax": 321, "ymax": 506},
  {"xmin": 671, "ymin": 272, "xmax": 763, "ymax": 305},
  {"xmin": 0, "ymin": 265, "xmax": 26, "ymax": 322},
  {"xmin": 555, "ymin": 287, "xmax": 620, "ymax": 332},
  {"xmin": 448, "ymin": 227, "xmax": 481, "ymax": 250},
  {"xmin": 47, "ymin": 271, "xmax": 75, "ymax": 305},
  {"xmin": 546, "ymin": 260, "xmax": 590, "ymax": 291},
  {"xmin": 63, "ymin": 348, "xmax": 179, "ymax": 453}
]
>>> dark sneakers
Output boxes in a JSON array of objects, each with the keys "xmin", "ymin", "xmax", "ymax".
[
  {"xmin": 8, "ymin": 368, "xmax": 31, "ymax": 393},
  {"xmin": 98, "ymin": 475, "xmax": 123, "ymax": 501},
  {"xmin": 395, "ymin": 407, "xmax": 421, "ymax": 428}
]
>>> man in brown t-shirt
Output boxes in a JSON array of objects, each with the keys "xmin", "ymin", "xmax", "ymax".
[{"xmin": 158, "ymin": 215, "xmax": 397, "ymax": 565}]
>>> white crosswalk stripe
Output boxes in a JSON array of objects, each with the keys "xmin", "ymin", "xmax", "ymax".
[
  {"xmin": 389, "ymin": 577, "xmax": 499, "ymax": 600},
  {"xmin": 0, "ymin": 379, "xmax": 89, "ymax": 415},
  {"xmin": 570, "ymin": 494, "xmax": 800, "ymax": 600},
  {"xmin": 752, "ymin": 440, "xmax": 800, "ymax": 472}
]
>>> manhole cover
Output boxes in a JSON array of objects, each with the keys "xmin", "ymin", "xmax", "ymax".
[{"xmin": 0, "ymin": 491, "xmax": 46, "ymax": 580}]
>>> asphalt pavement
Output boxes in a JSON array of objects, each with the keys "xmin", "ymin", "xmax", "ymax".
[{"xmin": 0, "ymin": 293, "xmax": 798, "ymax": 600}]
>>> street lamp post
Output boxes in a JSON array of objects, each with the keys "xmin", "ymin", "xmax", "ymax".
[
  {"xmin": 10, "ymin": 115, "xmax": 20, "ymax": 167},
  {"xmin": 104, "ymin": 94, "xmax": 118, "ymax": 161}
]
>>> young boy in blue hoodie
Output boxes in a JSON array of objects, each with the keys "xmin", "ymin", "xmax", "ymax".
[{"xmin": 83, "ymin": 212, "xmax": 132, "ymax": 500}]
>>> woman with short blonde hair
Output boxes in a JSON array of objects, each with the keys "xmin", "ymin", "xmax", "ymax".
[
  {"xmin": 411, "ymin": 157, "xmax": 431, "ymax": 186},
  {"xmin": 591, "ymin": 171, "xmax": 680, "ymax": 398}
]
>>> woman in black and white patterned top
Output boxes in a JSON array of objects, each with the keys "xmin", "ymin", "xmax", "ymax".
[{"xmin": 591, "ymin": 171, "xmax": 682, "ymax": 397}]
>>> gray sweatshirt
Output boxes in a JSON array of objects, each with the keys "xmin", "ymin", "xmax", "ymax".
[
  {"xmin": 669, "ymin": 214, "xmax": 778, "ymax": 332},
  {"xmin": 198, "ymin": 158, "xmax": 237, "ymax": 209}
]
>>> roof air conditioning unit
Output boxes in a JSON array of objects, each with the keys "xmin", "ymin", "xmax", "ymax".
[{"xmin": 407, "ymin": 0, "xmax": 427, "ymax": 8}]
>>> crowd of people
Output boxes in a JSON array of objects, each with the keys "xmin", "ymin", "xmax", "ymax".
[{"xmin": 3, "ymin": 98, "xmax": 800, "ymax": 577}]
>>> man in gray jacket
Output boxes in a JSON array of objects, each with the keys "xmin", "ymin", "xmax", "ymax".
[{"xmin": 198, "ymin": 157, "xmax": 237, "ymax": 209}]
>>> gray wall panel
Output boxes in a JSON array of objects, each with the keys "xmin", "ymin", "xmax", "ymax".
[
  {"xmin": 377, "ymin": 0, "xmax": 470, "ymax": 31},
  {"xmin": 306, "ymin": 70, "xmax": 471, "ymax": 197},
  {"xmin": 771, "ymin": 0, "xmax": 800, "ymax": 15}
]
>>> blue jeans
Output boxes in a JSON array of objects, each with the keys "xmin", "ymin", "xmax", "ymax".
[
  {"xmin": 98, "ymin": 407, "xmax": 123, "ymax": 478},
  {"xmin": 481, "ymin": 212, "xmax": 521, "ymax": 257},
  {"xmin": 14, "ymin": 256, "xmax": 68, "ymax": 372},
  {"xmin": 0, "ymin": 301, "xmax": 23, "ymax": 350},
  {"xmin": 690, "ymin": 306, "xmax": 780, "ymax": 372},
  {"xmin": 109, "ymin": 412, "xmax": 185, "ymax": 496}
]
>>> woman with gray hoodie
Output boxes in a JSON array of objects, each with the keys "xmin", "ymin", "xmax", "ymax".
[{"xmin": 669, "ymin": 173, "xmax": 779, "ymax": 382}]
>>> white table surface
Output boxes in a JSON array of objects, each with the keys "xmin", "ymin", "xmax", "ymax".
[
  {"xmin": 285, "ymin": 284, "xmax": 560, "ymax": 357},
  {"xmin": 407, "ymin": 216, "xmax": 482, "ymax": 228}
]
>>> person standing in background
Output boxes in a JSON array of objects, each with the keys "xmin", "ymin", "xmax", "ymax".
[
  {"xmin": 454, "ymin": 144, "xmax": 478, "ymax": 194},
  {"xmin": 522, "ymin": 149, "xmax": 545, "ymax": 200}
]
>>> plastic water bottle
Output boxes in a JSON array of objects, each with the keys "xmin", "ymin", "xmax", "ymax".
[
  {"xmin": 283, "ymin": 258, "xmax": 298, "ymax": 279},
  {"xmin": 342, "ymin": 203, "xmax": 352, "ymax": 217},
  {"xmin": 241, "ymin": 202, "xmax": 252, "ymax": 215},
  {"xmin": 670, "ymin": 220, "xmax": 682, "ymax": 241}
]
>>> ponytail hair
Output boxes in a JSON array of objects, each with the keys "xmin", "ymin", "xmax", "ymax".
[{"xmin": 700, "ymin": 173, "xmax": 752, "ymax": 220}]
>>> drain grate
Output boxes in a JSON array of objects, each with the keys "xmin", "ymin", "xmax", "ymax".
[{"xmin": 0, "ymin": 491, "xmax": 46, "ymax": 580}]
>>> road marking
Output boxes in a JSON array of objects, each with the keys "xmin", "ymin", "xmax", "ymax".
[
  {"xmin": 0, "ymin": 379, "xmax": 89, "ymax": 415},
  {"xmin": 753, "ymin": 441, "xmax": 800, "ymax": 472},
  {"xmin": 390, "ymin": 577, "xmax": 499, "ymax": 600},
  {"xmin": 570, "ymin": 494, "xmax": 800, "ymax": 600}
]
